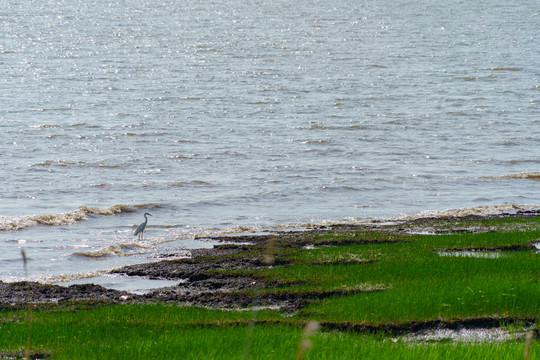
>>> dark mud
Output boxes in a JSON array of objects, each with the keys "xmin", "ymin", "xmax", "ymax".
[
  {"xmin": 0, "ymin": 281, "xmax": 132, "ymax": 305},
  {"xmin": 0, "ymin": 350, "xmax": 52, "ymax": 360},
  {"xmin": 193, "ymin": 316, "xmax": 540, "ymax": 337},
  {"xmin": 440, "ymin": 244, "xmax": 536, "ymax": 253}
]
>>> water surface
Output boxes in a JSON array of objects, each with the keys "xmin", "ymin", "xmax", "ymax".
[{"xmin": 1, "ymin": 0, "xmax": 539, "ymax": 289}]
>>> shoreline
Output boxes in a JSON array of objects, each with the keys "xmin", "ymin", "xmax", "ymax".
[{"xmin": 1, "ymin": 210, "xmax": 539, "ymax": 308}]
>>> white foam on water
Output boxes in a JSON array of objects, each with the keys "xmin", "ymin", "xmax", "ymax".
[
  {"xmin": 477, "ymin": 172, "xmax": 540, "ymax": 180},
  {"xmin": 396, "ymin": 203, "xmax": 537, "ymax": 221},
  {"xmin": 73, "ymin": 241, "xmax": 155, "ymax": 259},
  {"xmin": 0, "ymin": 204, "xmax": 133, "ymax": 231}
]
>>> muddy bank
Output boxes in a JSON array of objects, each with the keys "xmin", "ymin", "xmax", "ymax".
[
  {"xmin": 0, "ymin": 281, "xmax": 131, "ymax": 305},
  {"xmin": 1, "ymin": 211, "xmax": 538, "ymax": 310},
  {"xmin": 0, "ymin": 224, "xmax": 388, "ymax": 308},
  {"xmin": 0, "ymin": 236, "xmax": 385, "ymax": 310}
]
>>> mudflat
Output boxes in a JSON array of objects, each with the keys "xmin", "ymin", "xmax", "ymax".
[{"xmin": 2, "ymin": 210, "xmax": 538, "ymax": 313}]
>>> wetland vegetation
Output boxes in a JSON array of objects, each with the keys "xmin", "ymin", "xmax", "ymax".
[{"xmin": 1, "ymin": 213, "xmax": 540, "ymax": 359}]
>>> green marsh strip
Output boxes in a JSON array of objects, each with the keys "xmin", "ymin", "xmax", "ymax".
[{"xmin": 2, "ymin": 215, "xmax": 540, "ymax": 359}]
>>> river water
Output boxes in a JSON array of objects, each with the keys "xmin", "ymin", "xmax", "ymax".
[{"xmin": 1, "ymin": 0, "xmax": 539, "ymax": 291}]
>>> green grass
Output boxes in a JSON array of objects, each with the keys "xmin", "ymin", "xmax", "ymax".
[
  {"xmin": 2, "ymin": 215, "xmax": 540, "ymax": 358},
  {"xmin": 0, "ymin": 305, "xmax": 289, "ymax": 359},
  {"xmin": 0, "ymin": 310, "xmax": 537, "ymax": 359},
  {"xmin": 273, "ymin": 228, "xmax": 540, "ymax": 322}
]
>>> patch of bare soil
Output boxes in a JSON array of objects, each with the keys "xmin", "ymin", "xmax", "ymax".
[
  {"xmin": 0, "ymin": 350, "xmax": 52, "ymax": 360},
  {"xmin": 440, "ymin": 244, "xmax": 535, "ymax": 252},
  {"xmin": 319, "ymin": 316, "xmax": 537, "ymax": 335},
  {"xmin": 142, "ymin": 284, "xmax": 386, "ymax": 311},
  {"xmin": 0, "ymin": 281, "xmax": 131, "ymax": 305}
]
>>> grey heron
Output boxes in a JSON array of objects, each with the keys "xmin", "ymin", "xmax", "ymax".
[{"xmin": 134, "ymin": 212, "xmax": 152, "ymax": 240}]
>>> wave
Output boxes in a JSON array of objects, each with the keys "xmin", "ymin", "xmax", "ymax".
[
  {"xmin": 397, "ymin": 203, "xmax": 538, "ymax": 221},
  {"xmin": 177, "ymin": 203, "xmax": 540, "ymax": 240},
  {"xmin": 169, "ymin": 180, "xmax": 213, "ymax": 188},
  {"xmin": 33, "ymin": 159, "xmax": 87, "ymax": 167},
  {"xmin": 490, "ymin": 67, "xmax": 520, "ymax": 71},
  {"xmin": 74, "ymin": 242, "xmax": 153, "ymax": 258},
  {"xmin": 0, "ymin": 269, "xmax": 115, "ymax": 284},
  {"xmin": 477, "ymin": 172, "xmax": 540, "ymax": 180},
  {"xmin": 299, "ymin": 204, "xmax": 537, "ymax": 229},
  {"xmin": 237, "ymin": 204, "xmax": 540, "ymax": 231},
  {"xmin": 0, "ymin": 204, "xmax": 133, "ymax": 231}
]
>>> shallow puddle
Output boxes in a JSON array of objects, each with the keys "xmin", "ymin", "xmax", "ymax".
[
  {"xmin": 57, "ymin": 274, "xmax": 181, "ymax": 294},
  {"xmin": 402, "ymin": 327, "xmax": 526, "ymax": 343}
]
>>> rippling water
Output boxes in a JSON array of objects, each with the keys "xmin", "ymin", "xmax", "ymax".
[{"xmin": 1, "ymin": 0, "xmax": 539, "ymax": 289}]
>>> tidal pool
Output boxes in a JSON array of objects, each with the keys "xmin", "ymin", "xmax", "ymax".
[{"xmin": 57, "ymin": 274, "xmax": 181, "ymax": 295}]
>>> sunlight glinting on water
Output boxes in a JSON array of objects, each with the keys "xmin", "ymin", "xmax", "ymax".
[{"xmin": 1, "ymin": 0, "xmax": 538, "ymax": 288}]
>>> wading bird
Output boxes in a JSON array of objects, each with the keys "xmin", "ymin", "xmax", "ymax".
[{"xmin": 134, "ymin": 212, "xmax": 152, "ymax": 240}]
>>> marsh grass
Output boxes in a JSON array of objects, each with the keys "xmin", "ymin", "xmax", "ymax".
[
  {"xmin": 287, "ymin": 229, "xmax": 540, "ymax": 322},
  {"xmin": 2, "ymin": 216, "xmax": 540, "ymax": 359},
  {"xmin": 1, "ymin": 307, "xmax": 296, "ymax": 359},
  {"xmin": 0, "ymin": 313, "xmax": 536, "ymax": 359}
]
